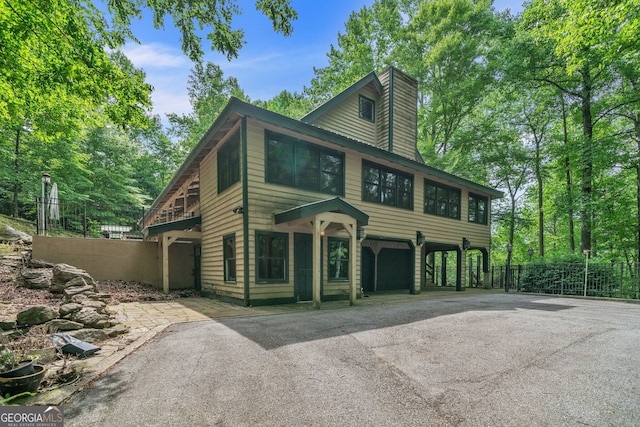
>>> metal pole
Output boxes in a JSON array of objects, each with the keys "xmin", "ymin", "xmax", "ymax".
[
  {"xmin": 505, "ymin": 243, "xmax": 513, "ymax": 292},
  {"xmin": 583, "ymin": 250, "xmax": 590, "ymax": 297}
]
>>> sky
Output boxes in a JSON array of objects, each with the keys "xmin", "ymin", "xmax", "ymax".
[{"xmin": 121, "ymin": 0, "xmax": 525, "ymax": 125}]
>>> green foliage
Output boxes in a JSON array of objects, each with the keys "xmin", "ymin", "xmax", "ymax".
[
  {"xmin": 168, "ymin": 62, "xmax": 247, "ymax": 153},
  {"xmin": 519, "ymin": 260, "xmax": 620, "ymax": 297}
]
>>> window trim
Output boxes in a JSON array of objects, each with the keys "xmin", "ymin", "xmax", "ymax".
[
  {"xmin": 217, "ymin": 130, "xmax": 240, "ymax": 194},
  {"xmin": 468, "ymin": 193, "xmax": 489, "ymax": 225},
  {"xmin": 264, "ymin": 130, "xmax": 345, "ymax": 196},
  {"xmin": 423, "ymin": 179, "xmax": 461, "ymax": 220},
  {"xmin": 327, "ymin": 237, "xmax": 349, "ymax": 282},
  {"xmin": 359, "ymin": 95, "xmax": 375, "ymax": 123},
  {"xmin": 361, "ymin": 160, "xmax": 414, "ymax": 210},
  {"xmin": 255, "ymin": 231, "xmax": 289, "ymax": 284},
  {"xmin": 223, "ymin": 233, "xmax": 236, "ymax": 283}
]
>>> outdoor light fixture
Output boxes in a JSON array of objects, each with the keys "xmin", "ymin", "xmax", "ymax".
[
  {"xmin": 232, "ymin": 206, "xmax": 244, "ymax": 214},
  {"xmin": 357, "ymin": 226, "xmax": 365, "ymax": 240},
  {"xmin": 416, "ymin": 231, "xmax": 425, "ymax": 246},
  {"xmin": 42, "ymin": 172, "xmax": 51, "ymax": 185},
  {"xmin": 462, "ymin": 237, "xmax": 471, "ymax": 250},
  {"xmin": 528, "ymin": 247, "xmax": 534, "ymax": 261}
]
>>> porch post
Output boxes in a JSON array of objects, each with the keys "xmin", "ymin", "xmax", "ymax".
[
  {"xmin": 162, "ymin": 234, "xmax": 170, "ymax": 294},
  {"xmin": 313, "ymin": 219, "xmax": 322, "ymax": 309},
  {"xmin": 349, "ymin": 222, "xmax": 357, "ymax": 306}
]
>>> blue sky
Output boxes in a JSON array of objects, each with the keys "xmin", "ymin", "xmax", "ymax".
[{"xmin": 120, "ymin": 0, "xmax": 525, "ymax": 124}]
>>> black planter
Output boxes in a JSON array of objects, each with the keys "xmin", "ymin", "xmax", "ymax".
[
  {"xmin": 0, "ymin": 364, "xmax": 46, "ymax": 396},
  {"xmin": 0, "ymin": 359, "xmax": 35, "ymax": 379}
]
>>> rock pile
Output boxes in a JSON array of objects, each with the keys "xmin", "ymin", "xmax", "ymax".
[{"xmin": 1, "ymin": 262, "xmax": 129, "ymax": 343}]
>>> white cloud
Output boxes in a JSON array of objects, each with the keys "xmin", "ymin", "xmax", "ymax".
[{"xmin": 122, "ymin": 43, "xmax": 189, "ymax": 69}]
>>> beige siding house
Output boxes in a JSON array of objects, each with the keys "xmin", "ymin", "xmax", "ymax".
[{"xmin": 142, "ymin": 67, "xmax": 502, "ymax": 307}]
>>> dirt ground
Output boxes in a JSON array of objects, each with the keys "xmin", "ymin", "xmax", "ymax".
[{"xmin": 0, "ymin": 246, "xmax": 196, "ymax": 322}]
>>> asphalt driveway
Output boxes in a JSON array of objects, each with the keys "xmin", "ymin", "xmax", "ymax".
[{"xmin": 64, "ymin": 293, "xmax": 640, "ymax": 426}]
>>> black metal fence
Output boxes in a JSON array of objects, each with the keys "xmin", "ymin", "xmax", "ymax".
[
  {"xmin": 490, "ymin": 262, "xmax": 640, "ymax": 300},
  {"xmin": 35, "ymin": 197, "xmax": 146, "ymax": 239}
]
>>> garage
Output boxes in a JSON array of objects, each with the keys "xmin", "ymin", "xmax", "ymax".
[{"xmin": 361, "ymin": 238, "xmax": 413, "ymax": 293}]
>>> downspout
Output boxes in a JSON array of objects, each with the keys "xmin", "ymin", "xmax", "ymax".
[
  {"xmin": 388, "ymin": 67, "xmax": 394, "ymax": 152},
  {"xmin": 241, "ymin": 117, "xmax": 250, "ymax": 306}
]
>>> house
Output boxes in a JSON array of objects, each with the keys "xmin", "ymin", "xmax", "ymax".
[{"xmin": 142, "ymin": 67, "xmax": 503, "ymax": 307}]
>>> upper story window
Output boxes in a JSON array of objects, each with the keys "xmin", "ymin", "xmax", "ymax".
[
  {"xmin": 362, "ymin": 160, "xmax": 413, "ymax": 210},
  {"xmin": 218, "ymin": 130, "xmax": 240, "ymax": 193},
  {"xmin": 265, "ymin": 130, "xmax": 344, "ymax": 196},
  {"xmin": 359, "ymin": 95, "xmax": 375, "ymax": 123},
  {"xmin": 424, "ymin": 179, "xmax": 460, "ymax": 220},
  {"xmin": 468, "ymin": 193, "xmax": 488, "ymax": 224}
]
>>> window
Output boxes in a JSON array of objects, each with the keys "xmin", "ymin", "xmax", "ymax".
[
  {"xmin": 218, "ymin": 130, "xmax": 240, "ymax": 193},
  {"xmin": 223, "ymin": 234, "xmax": 236, "ymax": 282},
  {"xmin": 359, "ymin": 95, "xmax": 375, "ymax": 123},
  {"xmin": 256, "ymin": 231, "xmax": 288, "ymax": 282},
  {"xmin": 468, "ymin": 193, "xmax": 488, "ymax": 224},
  {"xmin": 328, "ymin": 238, "xmax": 349, "ymax": 281},
  {"xmin": 424, "ymin": 179, "xmax": 461, "ymax": 220},
  {"xmin": 265, "ymin": 130, "xmax": 344, "ymax": 196},
  {"xmin": 362, "ymin": 161, "xmax": 413, "ymax": 210}
]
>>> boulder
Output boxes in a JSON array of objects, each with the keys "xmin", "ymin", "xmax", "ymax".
[
  {"xmin": 46, "ymin": 319, "xmax": 84, "ymax": 332},
  {"xmin": 21, "ymin": 269, "xmax": 51, "ymax": 290},
  {"xmin": 0, "ymin": 223, "xmax": 32, "ymax": 244},
  {"xmin": 29, "ymin": 259, "xmax": 54, "ymax": 269},
  {"xmin": 63, "ymin": 284, "xmax": 94, "ymax": 298},
  {"xmin": 105, "ymin": 324, "xmax": 129, "ymax": 338},
  {"xmin": 0, "ymin": 321, "xmax": 16, "ymax": 331},
  {"xmin": 81, "ymin": 300, "xmax": 107, "ymax": 311},
  {"xmin": 68, "ymin": 307, "xmax": 111, "ymax": 329},
  {"xmin": 51, "ymin": 263, "xmax": 95, "ymax": 293},
  {"xmin": 16, "ymin": 305, "xmax": 59, "ymax": 326},
  {"xmin": 66, "ymin": 328, "xmax": 108, "ymax": 343},
  {"xmin": 88, "ymin": 293, "xmax": 111, "ymax": 302},
  {"xmin": 59, "ymin": 303, "xmax": 83, "ymax": 317},
  {"xmin": 70, "ymin": 294, "xmax": 89, "ymax": 304}
]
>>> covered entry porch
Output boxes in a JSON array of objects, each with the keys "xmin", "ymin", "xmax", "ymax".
[
  {"xmin": 275, "ymin": 197, "xmax": 369, "ymax": 308},
  {"xmin": 143, "ymin": 216, "xmax": 202, "ymax": 293}
]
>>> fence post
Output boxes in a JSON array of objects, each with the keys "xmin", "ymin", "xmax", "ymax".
[
  {"xmin": 83, "ymin": 201, "xmax": 88, "ymax": 238},
  {"xmin": 583, "ymin": 250, "xmax": 590, "ymax": 297},
  {"xmin": 619, "ymin": 262, "xmax": 623, "ymax": 298},
  {"xmin": 561, "ymin": 263, "xmax": 564, "ymax": 295}
]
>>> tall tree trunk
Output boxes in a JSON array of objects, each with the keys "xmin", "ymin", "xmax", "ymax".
[
  {"xmin": 535, "ymin": 134, "xmax": 544, "ymax": 257},
  {"xmin": 636, "ymin": 113, "xmax": 640, "ymax": 263},
  {"xmin": 580, "ymin": 67, "xmax": 594, "ymax": 253},
  {"xmin": 12, "ymin": 128, "xmax": 21, "ymax": 218},
  {"xmin": 561, "ymin": 94, "xmax": 576, "ymax": 252}
]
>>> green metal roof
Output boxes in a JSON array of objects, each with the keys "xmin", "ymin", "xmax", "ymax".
[
  {"xmin": 145, "ymin": 216, "xmax": 202, "ymax": 237},
  {"xmin": 275, "ymin": 197, "xmax": 369, "ymax": 226}
]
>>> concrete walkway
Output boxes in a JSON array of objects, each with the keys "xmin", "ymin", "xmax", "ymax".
[{"xmin": 28, "ymin": 288, "xmax": 497, "ymax": 405}]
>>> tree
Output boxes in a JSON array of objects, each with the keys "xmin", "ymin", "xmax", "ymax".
[
  {"xmin": 104, "ymin": 0, "xmax": 298, "ymax": 61},
  {"xmin": 167, "ymin": 62, "xmax": 247, "ymax": 153},
  {"xmin": 305, "ymin": 0, "xmax": 401, "ymax": 105},
  {"xmin": 517, "ymin": 0, "xmax": 639, "ymax": 254},
  {"xmin": 402, "ymin": 0, "xmax": 503, "ymax": 171},
  {"xmin": 253, "ymin": 90, "xmax": 313, "ymax": 119}
]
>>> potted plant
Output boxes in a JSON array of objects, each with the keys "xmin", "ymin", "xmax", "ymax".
[
  {"xmin": 0, "ymin": 351, "xmax": 35, "ymax": 378},
  {"xmin": 0, "ymin": 326, "xmax": 50, "ymax": 397}
]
